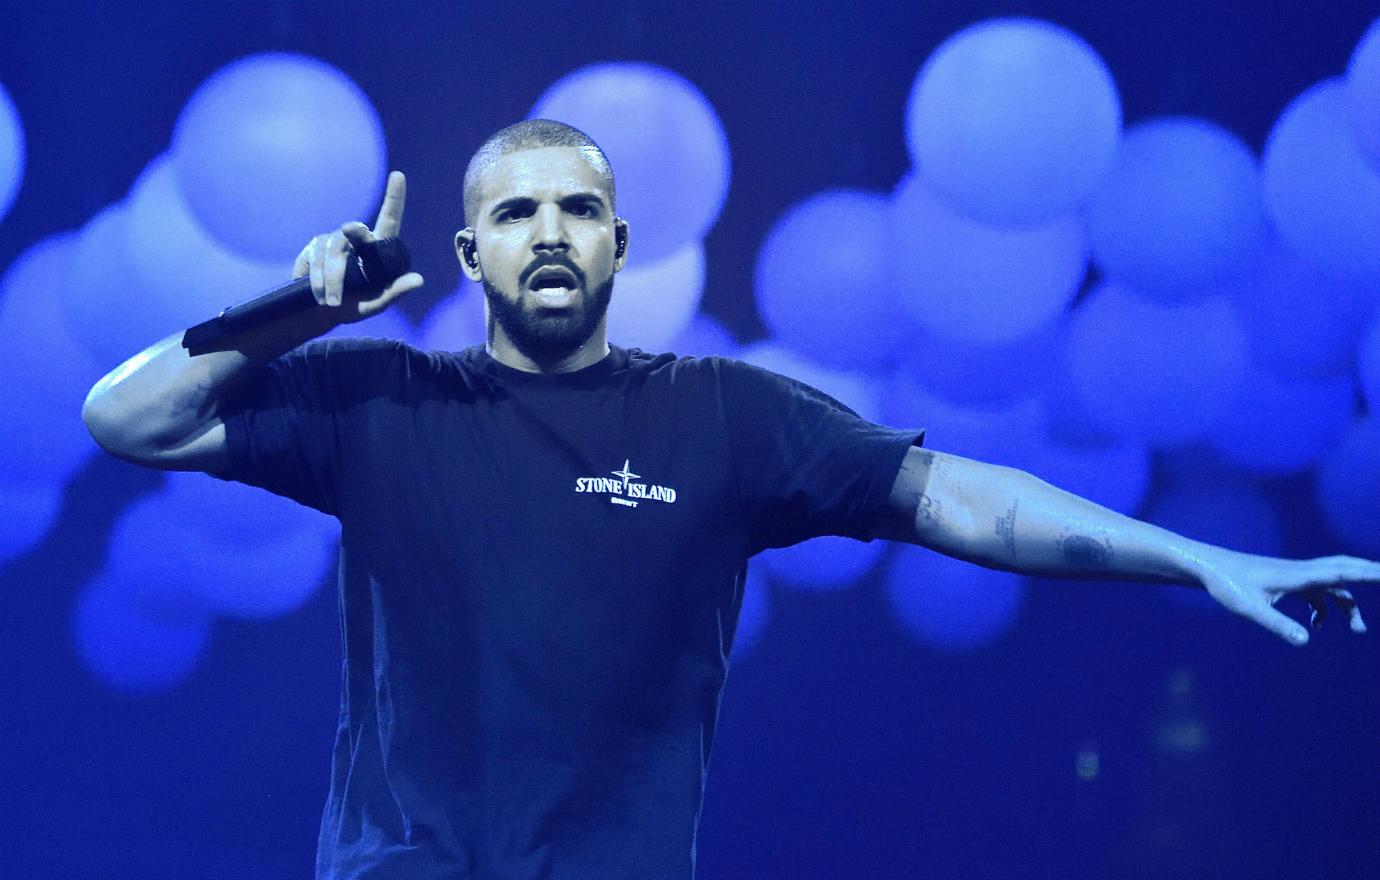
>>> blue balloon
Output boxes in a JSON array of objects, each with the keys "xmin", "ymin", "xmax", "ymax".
[
  {"xmin": 892, "ymin": 173, "xmax": 1088, "ymax": 343},
  {"xmin": 0, "ymin": 233, "xmax": 102, "ymax": 487},
  {"xmin": 1064, "ymin": 283, "xmax": 1249, "ymax": 446},
  {"xmin": 885, "ymin": 375, "xmax": 1150, "ymax": 516},
  {"xmin": 1087, "ymin": 117, "xmax": 1268, "ymax": 298},
  {"xmin": 0, "ymin": 480, "xmax": 62, "ymax": 565},
  {"xmin": 885, "ymin": 544, "xmax": 1025, "ymax": 652},
  {"xmin": 1209, "ymin": 369, "xmax": 1356, "ymax": 475},
  {"xmin": 667, "ymin": 314, "xmax": 738, "ymax": 358},
  {"xmin": 760, "ymin": 535, "xmax": 888, "ymax": 592},
  {"xmin": 420, "ymin": 279, "xmax": 488, "ymax": 352},
  {"xmin": 172, "ymin": 53, "xmax": 387, "ymax": 262},
  {"xmin": 1347, "ymin": 17, "xmax": 1380, "ymax": 172},
  {"xmin": 906, "ymin": 17, "xmax": 1122, "ymax": 225},
  {"xmin": 732, "ymin": 566, "xmax": 771, "ymax": 660},
  {"xmin": 531, "ymin": 63, "xmax": 731, "ymax": 263},
  {"xmin": 1360, "ymin": 318, "xmax": 1380, "ymax": 411},
  {"xmin": 604, "ymin": 242, "xmax": 704, "ymax": 352},
  {"xmin": 125, "ymin": 155, "xmax": 291, "ymax": 327},
  {"xmin": 754, "ymin": 189, "xmax": 904, "ymax": 370},
  {"xmin": 1316, "ymin": 415, "xmax": 1380, "ymax": 557},
  {"xmin": 738, "ymin": 342, "xmax": 884, "ymax": 422},
  {"xmin": 61, "ymin": 204, "xmax": 176, "ymax": 367},
  {"xmin": 1229, "ymin": 241, "xmax": 1376, "ymax": 380},
  {"xmin": 898, "ymin": 316, "xmax": 1063, "ymax": 406},
  {"xmin": 0, "ymin": 80, "xmax": 23, "ymax": 223},
  {"xmin": 73, "ymin": 577, "xmax": 211, "ymax": 695},
  {"xmin": 1263, "ymin": 78, "xmax": 1380, "ymax": 284},
  {"xmin": 105, "ymin": 474, "xmax": 337, "ymax": 620}
]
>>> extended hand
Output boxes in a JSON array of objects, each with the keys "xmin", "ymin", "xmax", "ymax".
[
  {"xmin": 1200, "ymin": 551, "xmax": 1376, "ymax": 645},
  {"xmin": 292, "ymin": 170, "xmax": 425, "ymax": 322}
]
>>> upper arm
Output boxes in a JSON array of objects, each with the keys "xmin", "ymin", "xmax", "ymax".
[
  {"xmin": 875, "ymin": 446, "xmax": 980, "ymax": 544},
  {"xmin": 91, "ymin": 415, "xmax": 231, "ymax": 474}
]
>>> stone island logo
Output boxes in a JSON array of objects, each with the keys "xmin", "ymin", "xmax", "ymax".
[{"xmin": 575, "ymin": 459, "xmax": 678, "ymax": 508}]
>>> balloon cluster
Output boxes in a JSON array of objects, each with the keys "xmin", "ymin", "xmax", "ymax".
[
  {"xmin": 747, "ymin": 15, "xmax": 1380, "ymax": 652},
  {"xmin": 0, "ymin": 53, "xmax": 398, "ymax": 691}
]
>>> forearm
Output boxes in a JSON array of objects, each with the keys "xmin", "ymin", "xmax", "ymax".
[
  {"xmin": 81, "ymin": 307, "xmax": 338, "ymax": 459},
  {"xmin": 911, "ymin": 451, "xmax": 1214, "ymax": 587}
]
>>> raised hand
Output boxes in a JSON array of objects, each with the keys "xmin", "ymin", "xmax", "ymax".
[
  {"xmin": 1200, "ymin": 551, "xmax": 1376, "ymax": 645},
  {"xmin": 292, "ymin": 170, "xmax": 425, "ymax": 323}
]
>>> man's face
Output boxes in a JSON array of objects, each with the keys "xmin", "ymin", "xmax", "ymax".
[{"xmin": 458, "ymin": 146, "xmax": 626, "ymax": 361}]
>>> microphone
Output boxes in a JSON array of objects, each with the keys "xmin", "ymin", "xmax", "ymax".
[{"xmin": 182, "ymin": 237, "xmax": 411, "ymax": 352}]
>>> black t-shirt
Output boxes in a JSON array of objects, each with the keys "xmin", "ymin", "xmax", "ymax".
[{"xmin": 216, "ymin": 339, "xmax": 921, "ymax": 880}]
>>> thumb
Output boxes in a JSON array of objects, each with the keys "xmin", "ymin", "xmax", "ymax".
[{"xmin": 1253, "ymin": 604, "xmax": 1310, "ymax": 647}]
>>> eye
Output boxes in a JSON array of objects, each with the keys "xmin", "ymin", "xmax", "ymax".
[{"xmin": 568, "ymin": 202, "xmax": 596, "ymax": 218}]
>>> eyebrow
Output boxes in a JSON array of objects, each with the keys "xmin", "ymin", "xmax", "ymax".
[{"xmin": 488, "ymin": 192, "xmax": 608, "ymax": 219}]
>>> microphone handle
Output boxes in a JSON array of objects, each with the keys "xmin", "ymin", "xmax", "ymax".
[{"xmin": 182, "ymin": 237, "xmax": 410, "ymax": 352}]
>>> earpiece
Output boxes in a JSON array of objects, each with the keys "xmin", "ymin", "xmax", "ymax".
[
  {"xmin": 615, "ymin": 226, "xmax": 627, "ymax": 259},
  {"xmin": 463, "ymin": 242, "xmax": 478, "ymax": 269}
]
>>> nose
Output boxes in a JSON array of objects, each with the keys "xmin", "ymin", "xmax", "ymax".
[{"xmin": 531, "ymin": 204, "xmax": 570, "ymax": 254}]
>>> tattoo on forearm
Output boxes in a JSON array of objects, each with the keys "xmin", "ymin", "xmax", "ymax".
[
  {"xmin": 1059, "ymin": 533, "xmax": 1113, "ymax": 569},
  {"xmin": 916, "ymin": 493, "xmax": 942, "ymax": 530},
  {"xmin": 995, "ymin": 500, "xmax": 1018, "ymax": 561}
]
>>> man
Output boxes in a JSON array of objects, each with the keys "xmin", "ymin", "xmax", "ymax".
[{"xmin": 82, "ymin": 120, "xmax": 1374, "ymax": 879}]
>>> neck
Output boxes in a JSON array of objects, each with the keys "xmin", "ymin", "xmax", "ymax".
[{"xmin": 485, "ymin": 324, "xmax": 610, "ymax": 374}]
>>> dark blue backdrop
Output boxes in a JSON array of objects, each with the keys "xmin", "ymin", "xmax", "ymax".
[{"xmin": 3, "ymin": 2, "xmax": 1378, "ymax": 878}]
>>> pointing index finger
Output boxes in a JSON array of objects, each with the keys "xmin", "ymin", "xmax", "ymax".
[{"xmin": 373, "ymin": 170, "xmax": 406, "ymax": 239}]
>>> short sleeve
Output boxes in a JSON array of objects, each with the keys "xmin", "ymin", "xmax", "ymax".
[
  {"xmin": 717, "ymin": 359, "xmax": 923, "ymax": 555},
  {"xmin": 213, "ymin": 337, "xmax": 402, "ymax": 516}
]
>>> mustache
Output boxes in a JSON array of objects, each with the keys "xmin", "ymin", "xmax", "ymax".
[{"xmin": 519, "ymin": 254, "xmax": 586, "ymax": 288}]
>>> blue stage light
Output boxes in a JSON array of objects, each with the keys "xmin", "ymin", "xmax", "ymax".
[
  {"xmin": 1263, "ymin": 79, "xmax": 1380, "ymax": 285},
  {"xmin": 172, "ymin": 53, "xmax": 386, "ymax": 262},
  {"xmin": 604, "ymin": 242, "xmax": 704, "ymax": 352},
  {"xmin": 905, "ymin": 17, "xmax": 1121, "ymax": 226},
  {"xmin": 897, "ymin": 317, "xmax": 1064, "ymax": 407},
  {"xmin": 531, "ymin": 63, "xmax": 730, "ymax": 263},
  {"xmin": 0, "ymin": 80, "xmax": 23, "ymax": 223},
  {"xmin": 892, "ymin": 173, "xmax": 1088, "ymax": 344},
  {"xmin": 885, "ymin": 544, "xmax": 1025, "ymax": 652},
  {"xmin": 732, "ymin": 566, "xmax": 770, "ymax": 660},
  {"xmin": 1064, "ymin": 283, "xmax": 1249, "ymax": 447},
  {"xmin": 1087, "ymin": 117, "xmax": 1268, "ymax": 298},
  {"xmin": 754, "ymin": 189, "xmax": 903, "ymax": 370},
  {"xmin": 0, "ymin": 234, "xmax": 101, "ymax": 488}
]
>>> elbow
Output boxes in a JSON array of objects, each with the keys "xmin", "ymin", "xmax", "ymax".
[{"xmin": 81, "ymin": 387, "xmax": 155, "ymax": 465}]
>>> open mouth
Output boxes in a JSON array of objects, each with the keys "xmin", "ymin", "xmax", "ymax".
[{"xmin": 527, "ymin": 266, "xmax": 580, "ymax": 306}]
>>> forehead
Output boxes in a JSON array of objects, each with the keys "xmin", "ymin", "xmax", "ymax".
[{"xmin": 474, "ymin": 146, "xmax": 610, "ymax": 210}]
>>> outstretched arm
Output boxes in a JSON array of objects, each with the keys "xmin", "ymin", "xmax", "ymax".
[{"xmin": 878, "ymin": 446, "xmax": 1375, "ymax": 645}]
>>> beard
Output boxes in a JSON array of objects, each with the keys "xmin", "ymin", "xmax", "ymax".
[{"xmin": 482, "ymin": 274, "xmax": 614, "ymax": 363}]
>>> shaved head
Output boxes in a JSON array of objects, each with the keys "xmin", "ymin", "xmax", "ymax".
[{"xmin": 463, "ymin": 119, "xmax": 616, "ymax": 226}]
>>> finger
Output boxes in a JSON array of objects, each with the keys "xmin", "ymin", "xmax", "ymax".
[
  {"xmin": 341, "ymin": 220, "xmax": 376, "ymax": 248},
  {"xmin": 356, "ymin": 272, "xmax": 424, "ymax": 318},
  {"xmin": 1253, "ymin": 604, "xmax": 1310, "ymax": 646},
  {"xmin": 373, "ymin": 171, "xmax": 406, "ymax": 239},
  {"xmin": 307, "ymin": 237, "xmax": 326, "ymax": 305},
  {"xmin": 322, "ymin": 230, "xmax": 350, "ymax": 307},
  {"xmin": 293, "ymin": 238, "xmax": 314, "ymax": 279},
  {"xmin": 1309, "ymin": 593, "xmax": 1327, "ymax": 630},
  {"xmin": 1331, "ymin": 588, "xmax": 1368, "ymax": 634},
  {"xmin": 1343, "ymin": 557, "xmax": 1380, "ymax": 583}
]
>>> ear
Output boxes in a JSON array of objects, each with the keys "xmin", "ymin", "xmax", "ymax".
[
  {"xmin": 613, "ymin": 217, "xmax": 630, "ymax": 273},
  {"xmin": 455, "ymin": 228, "xmax": 482, "ymax": 281}
]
